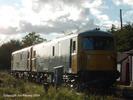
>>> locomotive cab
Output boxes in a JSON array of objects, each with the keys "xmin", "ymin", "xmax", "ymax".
[{"xmin": 76, "ymin": 30, "xmax": 119, "ymax": 87}]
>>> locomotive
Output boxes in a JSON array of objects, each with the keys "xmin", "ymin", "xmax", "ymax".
[{"xmin": 11, "ymin": 29, "xmax": 119, "ymax": 89}]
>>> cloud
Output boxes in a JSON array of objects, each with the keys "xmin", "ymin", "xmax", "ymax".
[
  {"xmin": 123, "ymin": 10, "xmax": 133, "ymax": 22},
  {"xmin": 112, "ymin": 0, "xmax": 122, "ymax": 5},
  {"xmin": 0, "ymin": 0, "xmax": 116, "ymax": 36},
  {"xmin": 0, "ymin": 34, "xmax": 23, "ymax": 45},
  {"xmin": 32, "ymin": 0, "xmax": 84, "ymax": 8},
  {"xmin": 0, "ymin": 0, "xmax": 100, "ymax": 35},
  {"xmin": 19, "ymin": 18, "xmax": 97, "ymax": 34},
  {"xmin": 85, "ymin": 0, "xmax": 115, "ymax": 29},
  {"xmin": 0, "ymin": 5, "xmax": 20, "ymax": 28},
  {"xmin": 113, "ymin": 0, "xmax": 133, "ymax": 5},
  {"xmin": 123, "ymin": 0, "xmax": 133, "ymax": 5},
  {"xmin": 0, "ymin": 27, "xmax": 18, "ymax": 34}
]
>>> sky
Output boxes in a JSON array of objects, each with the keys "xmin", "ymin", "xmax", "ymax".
[{"xmin": 0, "ymin": 0, "xmax": 132, "ymax": 44}]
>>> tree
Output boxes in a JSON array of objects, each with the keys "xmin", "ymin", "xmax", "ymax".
[
  {"xmin": 110, "ymin": 24, "xmax": 117, "ymax": 33},
  {"xmin": 0, "ymin": 40, "xmax": 22, "ymax": 69},
  {"xmin": 22, "ymin": 32, "xmax": 46, "ymax": 47},
  {"xmin": 111, "ymin": 23, "xmax": 133, "ymax": 52}
]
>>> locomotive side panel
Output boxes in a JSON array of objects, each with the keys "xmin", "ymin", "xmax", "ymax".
[
  {"xmin": 33, "ymin": 43, "xmax": 50, "ymax": 72},
  {"xmin": 12, "ymin": 47, "xmax": 30, "ymax": 71},
  {"xmin": 45, "ymin": 42, "xmax": 59, "ymax": 72},
  {"xmin": 32, "ymin": 36, "xmax": 77, "ymax": 73},
  {"xmin": 34, "ymin": 38, "xmax": 72, "ymax": 73},
  {"xmin": 58, "ymin": 38, "xmax": 71, "ymax": 73}
]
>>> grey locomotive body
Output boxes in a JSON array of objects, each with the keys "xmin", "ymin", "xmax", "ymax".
[{"xmin": 11, "ymin": 30, "xmax": 119, "ymax": 88}]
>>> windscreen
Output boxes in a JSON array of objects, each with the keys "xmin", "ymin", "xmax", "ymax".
[{"xmin": 82, "ymin": 37, "xmax": 114, "ymax": 50}]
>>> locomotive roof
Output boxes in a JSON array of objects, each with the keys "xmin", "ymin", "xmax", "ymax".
[
  {"xmin": 78, "ymin": 30, "xmax": 113, "ymax": 37},
  {"xmin": 12, "ymin": 30, "xmax": 113, "ymax": 54},
  {"xmin": 34, "ymin": 30, "xmax": 113, "ymax": 46},
  {"xmin": 51, "ymin": 30, "xmax": 113, "ymax": 42},
  {"xmin": 12, "ymin": 46, "xmax": 31, "ymax": 55}
]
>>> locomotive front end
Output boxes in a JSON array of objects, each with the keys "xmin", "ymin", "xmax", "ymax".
[{"xmin": 77, "ymin": 30, "xmax": 119, "ymax": 88}]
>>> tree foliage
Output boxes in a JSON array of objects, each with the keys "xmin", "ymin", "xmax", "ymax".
[
  {"xmin": 0, "ymin": 40, "xmax": 22, "ymax": 69},
  {"xmin": 110, "ymin": 23, "xmax": 133, "ymax": 52},
  {"xmin": 22, "ymin": 32, "xmax": 46, "ymax": 47}
]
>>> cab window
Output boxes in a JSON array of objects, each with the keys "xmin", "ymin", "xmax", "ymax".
[
  {"xmin": 72, "ymin": 41, "xmax": 76, "ymax": 53},
  {"xmin": 83, "ymin": 38, "xmax": 93, "ymax": 50},
  {"xmin": 82, "ymin": 37, "xmax": 114, "ymax": 50},
  {"xmin": 52, "ymin": 46, "xmax": 55, "ymax": 56}
]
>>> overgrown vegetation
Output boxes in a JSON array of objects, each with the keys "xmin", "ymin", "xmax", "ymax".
[
  {"xmin": 109, "ymin": 23, "xmax": 133, "ymax": 52},
  {"xmin": 0, "ymin": 71, "xmax": 44, "ymax": 99},
  {"xmin": 42, "ymin": 86, "xmax": 115, "ymax": 100},
  {"xmin": 0, "ymin": 71, "xmax": 116, "ymax": 100}
]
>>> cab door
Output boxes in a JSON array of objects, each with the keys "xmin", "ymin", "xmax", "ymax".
[{"xmin": 71, "ymin": 38, "xmax": 78, "ymax": 73}]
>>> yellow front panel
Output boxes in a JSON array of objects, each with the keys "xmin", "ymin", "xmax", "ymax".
[
  {"xmin": 79, "ymin": 51, "xmax": 116, "ymax": 71},
  {"xmin": 87, "ymin": 54, "xmax": 115, "ymax": 70}
]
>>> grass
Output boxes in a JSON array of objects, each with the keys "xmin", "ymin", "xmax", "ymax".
[
  {"xmin": 42, "ymin": 86, "xmax": 115, "ymax": 100},
  {"xmin": 0, "ymin": 71, "xmax": 116, "ymax": 100},
  {"xmin": 0, "ymin": 71, "xmax": 44, "ymax": 99}
]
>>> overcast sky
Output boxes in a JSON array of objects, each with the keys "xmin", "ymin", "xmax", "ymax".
[{"xmin": 0, "ymin": 0, "xmax": 133, "ymax": 44}]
